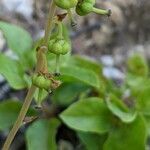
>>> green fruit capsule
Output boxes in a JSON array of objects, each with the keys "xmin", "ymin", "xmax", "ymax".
[
  {"xmin": 54, "ymin": 0, "xmax": 78, "ymax": 9},
  {"xmin": 48, "ymin": 38, "xmax": 70, "ymax": 55},
  {"xmin": 53, "ymin": 42, "xmax": 63, "ymax": 55},
  {"xmin": 76, "ymin": 2, "xmax": 93, "ymax": 16},
  {"xmin": 62, "ymin": 42, "xmax": 71, "ymax": 55},
  {"xmin": 76, "ymin": 0, "xmax": 111, "ymax": 16},
  {"xmin": 36, "ymin": 76, "xmax": 46, "ymax": 89},
  {"xmin": 48, "ymin": 39, "xmax": 55, "ymax": 52},
  {"xmin": 32, "ymin": 74, "xmax": 52, "ymax": 91},
  {"xmin": 32, "ymin": 74, "xmax": 38, "ymax": 85},
  {"xmin": 43, "ymin": 79, "xmax": 52, "ymax": 91}
]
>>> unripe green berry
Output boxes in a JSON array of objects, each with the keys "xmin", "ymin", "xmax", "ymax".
[
  {"xmin": 36, "ymin": 76, "xmax": 46, "ymax": 89},
  {"xmin": 62, "ymin": 42, "xmax": 71, "ymax": 55},
  {"xmin": 32, "ymin": 74, "xmax": 38, "ymax": 85},
  {"xmin": 75, "ymin": 6, "xmax": 84, "ymax": 16},
  {"xmin": 76, "ymin": 2, "xmax": 93, "ymax": 16},
  {"xmin": 43, "ymin": 79, "xmax": 52, "ymax": 91},
  {"xmin": 76, "ymin": 0, "xmax": 111, "ymax": 16},
  {"xmin": 48, "ymin": 38, "xmax": 70, "ymax": 55},
  {"xmin": 53, "ymin": 42, "xmax": 63, "ymax": 55},
  {"xmin": 48, "ymin": 39, "xmax": 55, "ymax": 51},
  {"xmin": 32, "ymin": 75, "xmax": 53, "ymax": 91},
  {"xmin": 81, "ymin": 2, "xmax": 93, "ymax": 13},
  {"xmin": 54, "ymin": 0, "xmax": 78, "ymax": 9}
]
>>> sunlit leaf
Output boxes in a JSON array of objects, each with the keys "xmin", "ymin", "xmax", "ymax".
[
  {"xmin": 0, "ymin": 54, "xmax": 27, "ymax": 89},
  {"xmin": 0, "ymin": 21, "xmax": 32, "ymax": 56},
  {"xmin": 0, "ymin": 21, "xmax": 35, "ymax": 69}
]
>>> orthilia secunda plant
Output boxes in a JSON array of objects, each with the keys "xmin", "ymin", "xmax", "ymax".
[{"xmin": 2, "ymin": 1, "xmax": 111, "ymax": 150}]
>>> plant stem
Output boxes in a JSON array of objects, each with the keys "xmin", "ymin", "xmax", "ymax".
[
  {"xmin": 57, "ymin": 21, "xmax": 63, "ymax": 39},
  {"xmin": 2, "ymin": 1, "xmax": 56, "ymax": 149},
  {"xmin": 55, "ymin": 54, "xmax": 60, "ymax": 74},
  {"xmin": 37, "ymin": 88, "xmax": 44, "ymax": 107},
  {"xmin": 92, "ymin": 8, "xmax": 111, "ymax": 16},
  {"xmin": 2, "ymin": 85, "xmax": 36, "ymax": 150},
  {"xmin": 43, "ymin": 0, "xmax": 56, "ymax": 46},
  {"xmin": 67, "ymin": 9, "xmax": 76, "ymax": 26}
]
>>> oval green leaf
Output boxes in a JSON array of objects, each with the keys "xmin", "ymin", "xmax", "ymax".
[
  {"xmin": 0, "ymin": 54, "xmax": 27, "ymax": 89},
  {"xmin": 26, "ymin": 119, "xmax": 60, "ymax": 150},
  {"xmin": 78, "ymin": 132, "xmax": 107, "ymax": 150},
  {"xmin": 103, "ymin": 115, "xmax": 147, "ymax": 150},
  {"xmin": 60, "ymin": 97, "xmax": 113, "ymax": 134},
  {"xmin": 0, "ymin": 100, "xmax": 36, "ymax": 130},
  {"xmin": 0, "ymin": 21, "xmax": 32, "ymax": 56},
  {"xmin": 69, "ymin": 55, "xmax": 102, "ymax": 75},
  {"xmin": 52, "ymin": 82, "xmax": 89, "ymax": 106},
  {"xmin": 60, "ymin": 66, "xmax": 101, "ymax": 89},
  {"xmin": 106, "ymin": 94, "xmax": 137, "ymax": 123}
]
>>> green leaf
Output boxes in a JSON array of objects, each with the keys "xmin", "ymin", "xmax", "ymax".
[
  {"xmin": 144, "ymin": 116, "xmax": 150, "ymax": 135},
  {"xmin": 78, "ymin": 132, "xmax": 107, "ymax": 150},
  {"xmin": 103, "ymin": 115, "xmax": 147, "ymax": 150},
  {"xmin": 126, "ymin": 75, "xmax": 149, "ymax": 95},
  {"xmin": 0, "ymin": 21, "xmax": 35, "ymax": 69},
  {"xmin": 127, "ymin": 54, "xmax": 148, "ymax": 77},
  {"xmin": 0, "ymin": 54, "xmax": 27, "ymax": 89},
  {"xmin": 0, "ymin": 21, "xmax": 32, "ymax": 56},
  {"xmin": 69, "ymin": 55, "xmax": 102, "ymax": 75},
  {"xmin": 60, "ymin": 97, "xmax": 113, "ymax": 134},
  {"xmin": 126, "ymin": 75, "xmax": 150, "ymax": 115},
  {"xmin": 106, "ymin": 94, "xmax": 137, "ymax": 123},
  {"xmin": 52, "ymin": 82, "xmax": 89, "ymax": 106},
  {"xmin": 136, "ymin": 86, "xmax": 150, "ymax": 115},
  {"xmin": 59, "ymin": 66, "xmax": 101, "ymax": 89},
  {"xmin": 20, "ymin": 48, "xmax": 36, "ymax": 70},
  {"xmin": 26, "ymin": 119, "xmax": 60, "ymax": 150},
  {"xmin": 0, "ymin": 100, "xmax": 36, "ymax": 130}
]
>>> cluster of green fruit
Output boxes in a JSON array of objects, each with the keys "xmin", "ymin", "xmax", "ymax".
[
  {"xmin": 45, "ymin": 0, "xmax": 111, "ymax": 75},
  {"xmin": 54, "ymin": 0, "xmax": 111, "ymax": 16},
  {"xmin": 31, "ymin": 0, "xmax": 111, "ymax": 106}
]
